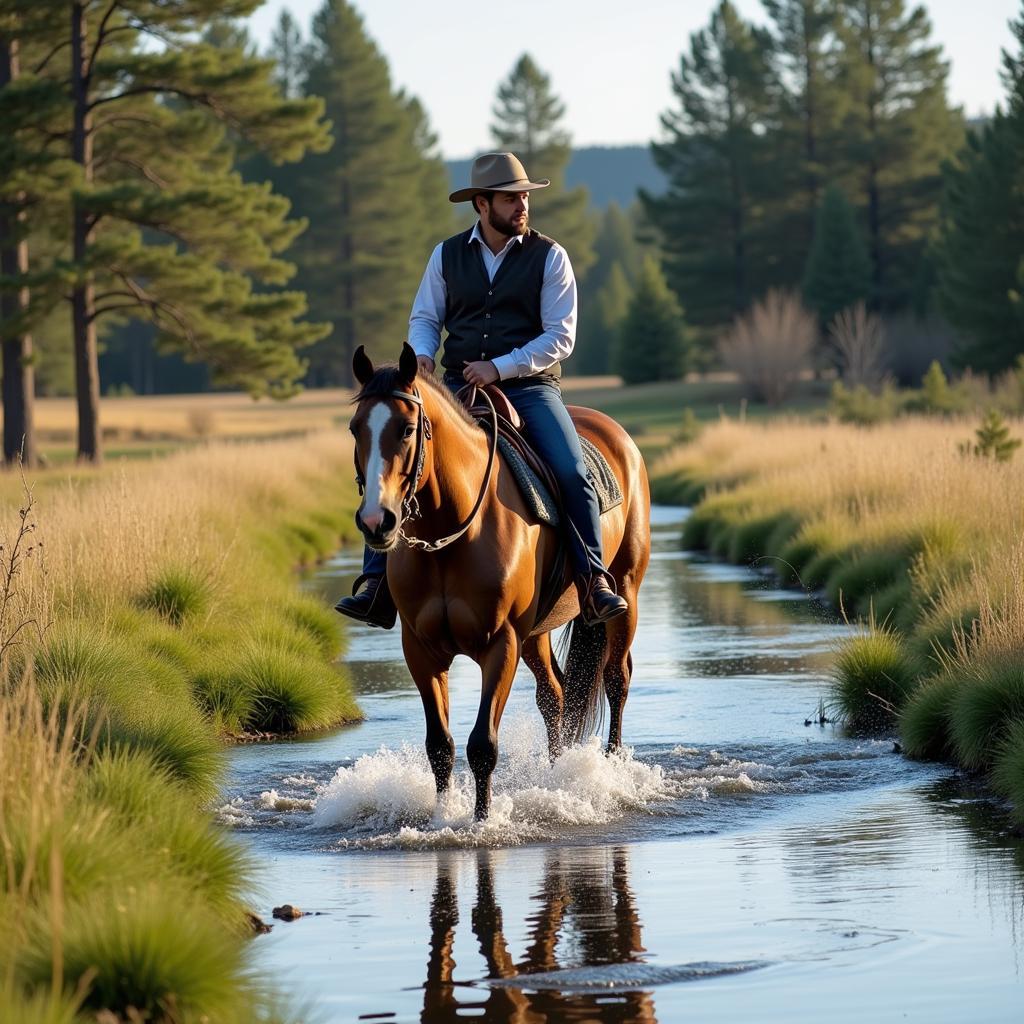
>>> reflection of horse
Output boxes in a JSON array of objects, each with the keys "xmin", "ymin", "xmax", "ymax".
[
  {"xmin": 422, "ymin": 849, "xmax": 655, "ymax": 1024},
  {"xmin": 350, "ymin": 345, "xmax": 651, "ymax": 819}
]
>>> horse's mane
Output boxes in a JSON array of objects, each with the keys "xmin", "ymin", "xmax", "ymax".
[{"xmin": 352, "ymin": 365, "xmax": 481, "ymax": 431}]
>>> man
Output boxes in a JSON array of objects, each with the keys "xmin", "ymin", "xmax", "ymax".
[{"xmin": 335, "ymin": 151, "xmax": 627, "ymax": 628}]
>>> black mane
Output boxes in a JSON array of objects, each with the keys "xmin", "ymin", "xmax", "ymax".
[{"xmin": 352, "ymin": 365, "xmax": 480, "ymax": 430}]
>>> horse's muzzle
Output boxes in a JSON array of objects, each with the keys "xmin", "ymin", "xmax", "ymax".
[{"xmin": 356, "ymin": 505, "xmax": 400, "ymax": 550}]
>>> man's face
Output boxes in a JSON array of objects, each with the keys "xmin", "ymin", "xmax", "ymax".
[{"xmin": 483, "ymin": 191, "xmax": 529, "ymax": 237}]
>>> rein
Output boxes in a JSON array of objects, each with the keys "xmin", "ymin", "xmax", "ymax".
[{"xmin": 355, "ymin": 383, "xmax": 500, "ymax": 555}]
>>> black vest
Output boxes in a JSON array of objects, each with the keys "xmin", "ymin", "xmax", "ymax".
[{"xmin": 440, "ymin": 227, "xmax": 560, "ymax": 380}]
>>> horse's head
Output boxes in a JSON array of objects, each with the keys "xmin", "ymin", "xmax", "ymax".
[{"xmin": 349, "ymin": 343, "xmax": 426, "ymax": 551}]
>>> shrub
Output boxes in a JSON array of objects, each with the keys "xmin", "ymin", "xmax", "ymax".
[
  {"xmin": 829, "ymin": 380, "xmax": 902, "ymax": 424},
  {"xmin": 829, "ymin": 302, "xmax": 886, "ymax": 389},
  {"xmin": 718, "ymin": 290, "xmax": 815, "ymax": 405}
]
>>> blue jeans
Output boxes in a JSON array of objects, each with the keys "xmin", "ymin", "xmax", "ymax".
[{"xmin": 361, "ymin": 377, "xmax": 607, "ymax": 579}]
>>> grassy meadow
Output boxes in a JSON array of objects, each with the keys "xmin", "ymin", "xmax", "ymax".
[
  {"xmin": 650, "ymin": 415, "xmax": 1024, "ymax": 820},
  {"xmin": 1, "ymin": 429, "xmax": 361, "ymax": 1020}
]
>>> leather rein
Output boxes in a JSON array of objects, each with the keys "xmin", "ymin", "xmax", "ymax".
[{"xmin": 354, "ymin": 384, "xmax": 499, "ymax": 554}]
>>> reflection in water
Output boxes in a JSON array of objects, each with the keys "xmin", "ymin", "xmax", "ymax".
[{"xmin": 421, "ymin": 848, "xmax": 655, "ymax": 1023}]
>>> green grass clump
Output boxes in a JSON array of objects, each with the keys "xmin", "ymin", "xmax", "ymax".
[
  {"xmin": 33, "ymin": 623, "xmax": 222, "ymax": 796},
  {"xmin": 832, "ymin": 626, "xmax": 919, "ymax": 732},
  {"xmin": 899, "ymin": 673, "xmax": 961, "ymax": 760},
  {"xmin": 906, "ymin": 603, "xmax": 979, "ymax": 670},
  {"xmin": 0, "ymin": 989, "xmax": 80, "ymax": 1024},
  {"xmin": 229, "ymin": 641, "xmax": 357, "ymax": 733},
  {"xmin": 727, "ymin": 513, "xmax": 799, "ymax": 566},
  {"xmin": 991, "ymin": 719, "xmax": 1024, "ymax": 821},
  {"xmin": 825, "ymin": 548, "xmax": 905, "ymax": 615},
  {"xmin": 948, "ymin": 655, "xmax": 1024, "ymax": 771},
  {"xmin": 138, "ymin": 566, "xmax": 211, "ymax": 625},
  {"xmin": 20, "ymin": 890, "xmax": 249, "ymax": 1022},
  {"xmin": 283, "ymin": 594, "xmax": 346, "ymax": 659}
]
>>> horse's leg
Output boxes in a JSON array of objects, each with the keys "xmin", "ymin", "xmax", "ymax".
[
  {"xmin": 468, "ymin": 625, "xmax": 521, "ymax": 820},
  {"xmin": 403, "ymin": 630, "xmax": 455, "ymax": 797},
  {"xmin": 522, "ymin": 632, "xmax": 564, "ymax": 761},
  {"xmin": 603, "ymin": 577, "xmax": 640, "ymax": 752}
]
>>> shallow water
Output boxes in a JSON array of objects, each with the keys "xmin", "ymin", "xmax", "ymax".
[{"xmin": 223, "ymin": 507, "xmax": 1024, "ymax": 1022}]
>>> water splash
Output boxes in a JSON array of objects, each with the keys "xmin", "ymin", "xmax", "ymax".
[{"xmin": 312, "ymin": 718, "xmax": 678, "ymax": 849}]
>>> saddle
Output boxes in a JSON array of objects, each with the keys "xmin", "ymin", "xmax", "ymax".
[{"xmin": 456, "ymin": 384, "xmax": 623, "ymax": 627}]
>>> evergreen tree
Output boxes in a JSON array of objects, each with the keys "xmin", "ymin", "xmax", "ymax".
[
  {"xmin": 616, "ymin": 255, "xmax": 690, "ymax": 384},
  {"xmin": 802, "ymin": 183, "xmax": 871, "ymax": 329},
  {"xmin": 0, "ymin": 4, "xmax": 77, "ymax": 465},
  {"xmin": 15, "ymin": 0, "xmax": 334, "ymax": 462},
  {"xmin": 292, "ymin": 0, "xmax": 450, "ymax": 383},
  {"xmin": 575, "ymin": 201, "xmax": 644, "ymax": 374},
  {"xmin": 834, "ymin": 0, "xmax": 963, "ymax": 309},
  {"xmin": 643, "ymin": 1, "xmax": 778, "ymax": 333},
  {"xmin": 491, "ymin": 54, "xmax": 596, "ymax": 279},
  {"xmin": 935, "ymin": 7, "xmax": 1024, "ymax": 373},
  {"xmin": 269, "ymin": 9, "xmax": 304, "ymax": 98},
  {"xmin": 762, "ymin": 0, "xmax": 844, "ymax": 281}
]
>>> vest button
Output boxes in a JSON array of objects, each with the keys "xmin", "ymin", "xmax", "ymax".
[
  {"xmin": 485, "ymin": 313, "xmax": 491, "ymax": 318},
  {"xmin": 483, "ymin": 333, "xmax": 489, "ymax": 339},
  {"xmin": 488, "ymin": 290, "xmax": 493, "ymax": 296}
]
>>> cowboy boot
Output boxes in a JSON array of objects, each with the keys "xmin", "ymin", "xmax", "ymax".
[
  {"xmin": 578, "ymin": 573, "xmax": 628, "ymax": 625},
  {"xmin": 334, "ymin": 573, "xmax": 397, "ymax": 629}
]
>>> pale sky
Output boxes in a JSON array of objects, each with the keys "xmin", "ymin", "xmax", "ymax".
[{"xmin": 249, "ymin": 0, "xmax": 1020, "ymax": 157}]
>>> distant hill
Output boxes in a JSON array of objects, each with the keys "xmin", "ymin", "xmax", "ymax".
[{"xmin": 446, "ymin": 145, "xmax": 666, "ymax": 210}]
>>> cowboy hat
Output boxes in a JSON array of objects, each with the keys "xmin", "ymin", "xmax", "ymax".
[{"xmin": 448, "ymin": 151, "xmax": 550, "ymax": 203}]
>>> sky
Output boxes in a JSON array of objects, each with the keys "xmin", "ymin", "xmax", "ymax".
[{"xmin": 248, "ymin": 0, "xmax": 1020, "ymax": 158}]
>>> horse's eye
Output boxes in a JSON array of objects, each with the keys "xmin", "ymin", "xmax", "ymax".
[{"xmin": 403, "ymin": 424, "xmax": 416, "ymax": 440}]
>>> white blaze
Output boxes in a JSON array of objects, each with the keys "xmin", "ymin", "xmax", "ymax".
[{"xmin": 362, "ymin": 401, "xmax": 392, "ymax": 514}]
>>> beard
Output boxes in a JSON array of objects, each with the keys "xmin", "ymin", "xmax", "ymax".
[{"xmin": 487, "ymin": 205, "xmax": 529, "ymax": 238}]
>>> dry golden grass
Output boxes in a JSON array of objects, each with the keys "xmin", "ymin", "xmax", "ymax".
[
  {"xmin": 1, "ymin": 430, "xmax": 355, "ymax": 628},
  {"xmin": 652, "ymin": 416, "xmax": 1024, "ymax": 554}
]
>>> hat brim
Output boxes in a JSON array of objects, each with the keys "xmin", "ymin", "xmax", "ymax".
[{"xmin": 448, "ymin": 179, "xmax": 550, "ymax": 203}]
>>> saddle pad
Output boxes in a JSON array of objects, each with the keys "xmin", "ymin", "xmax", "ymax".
[{"xmin": 497, "ymin": 435, "xmax": 624, "ymax": 527}]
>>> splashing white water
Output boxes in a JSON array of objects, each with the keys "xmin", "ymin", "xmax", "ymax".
[{"xmin": 312, "ymin": 717, "xmax": 678, "ymax": 848}]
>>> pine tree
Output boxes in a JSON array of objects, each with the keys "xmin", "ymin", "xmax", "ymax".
[
  {"xmin": 616, "ymin": 255, "xmax": 690, "ymax": 384},
  {"xmin": 16, "ymin": 0, "xmax": 334, "ymax": 462},
  {"xmin": 291, "ymin": 0, "xmax": 450, "ymax": 383},
  {"xmin": 575, "ymin": 202, "xmax": 643, "ymax": 374},
  {"xmin": 802, "ymin": 183, "xmax": 872, "ymax": 329},
  {"xmin": 834, "ymin": 0, "xmax": 963, "ymax": 309},
  {"xmin": 491, "ymin": 54, "xmax": 596, "ymax": 279},
  {"xmin": 762, "ymin": 0, "xmax": 844, "ymax": 281},
  {"xmin": 269, "ymin": 9, "xmax": 304, "ymax": 98},
  {"xmin": 643, "ymin": 1, "xmax": 778, "ymax": 333},
  {"xmin": 0, "ymin": 4, "xmax": 77, "ymax": 466},
  {"xmin": 934, "ymin": 6, "xmax": 1024, "ymax": 374}
]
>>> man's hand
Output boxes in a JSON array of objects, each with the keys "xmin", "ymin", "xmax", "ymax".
[
  {"xmin": 463, "ymin": 360, "xmax": 499, "ymax": 387},
  {"xmin": 416, "ymin": 355, "xmax": 435, "ymax": 377}
]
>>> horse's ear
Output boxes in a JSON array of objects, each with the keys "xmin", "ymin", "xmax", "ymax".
[
  {"xmin": 353, "ymin": 345, "xmax": 374, "ymax": 387},
  {"xmin": 398, "ymin": 343, "xmax": 418, "ymax": 388}
]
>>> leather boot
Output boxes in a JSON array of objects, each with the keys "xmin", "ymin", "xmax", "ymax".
[
  {"xmin": 578, "ymin": 573, "xmax": 628, "ymax": 625},
  {"xmin": 334, "ymin": 573, "xmax": 397, "ymax": 629}
]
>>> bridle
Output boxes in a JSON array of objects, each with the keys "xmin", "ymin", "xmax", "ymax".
[{"xmin": 354, "ymin": 384, "xmax": 499, "ymax": 554}]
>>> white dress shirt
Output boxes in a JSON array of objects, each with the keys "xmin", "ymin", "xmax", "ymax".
[{"xmin": 408, "ymin": 221, "xmax": 578, "ymax": 380}]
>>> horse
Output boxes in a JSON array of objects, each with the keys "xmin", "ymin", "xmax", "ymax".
[{"xmin": 349, "ymin": 343, "xmax": 651, "ymax": 820}]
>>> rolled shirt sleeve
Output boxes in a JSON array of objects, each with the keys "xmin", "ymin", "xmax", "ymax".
[
  {"xmin": 490, "ymin": 243, "xmax": 577, "ymax": 380},
  {"xmin": 408, "ymin": 242, "xmax": 445, "ymax": 361}
]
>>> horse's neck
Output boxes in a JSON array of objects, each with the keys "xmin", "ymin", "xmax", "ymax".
[{"xmin": 417, "ymin": 389, "xmax": 491, "ymax": 524}]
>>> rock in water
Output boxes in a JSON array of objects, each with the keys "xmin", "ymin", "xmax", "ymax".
[{"xmin": 273, "ymin": 904, "xmax": 304, "ymax": 921}]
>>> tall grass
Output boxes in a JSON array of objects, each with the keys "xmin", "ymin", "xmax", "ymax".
[
  {"xmin": 651, "ymin": 416, "xmax": 1024, "ymax": 814},
  {"xmin": 1, "ymin": 430, "xmax": 362, "ymax": 1018}
]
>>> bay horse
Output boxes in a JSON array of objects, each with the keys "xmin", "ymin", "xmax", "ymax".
[{"xmin": 349, "ymin": 343, "xmax": 650, "ymax": 820}]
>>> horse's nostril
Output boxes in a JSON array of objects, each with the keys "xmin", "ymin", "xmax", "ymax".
[{"xmin": 380, "ymin": 508, "xmax": 397, "ymax": 534}]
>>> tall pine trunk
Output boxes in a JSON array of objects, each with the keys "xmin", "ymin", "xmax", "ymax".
[
  {"xmin": 70, "ymin": 1, "xmax": 101, "ymax": 463},
  {"xmin": 0, "ymin": 37, "xmax": 36, "ymax": 468}
]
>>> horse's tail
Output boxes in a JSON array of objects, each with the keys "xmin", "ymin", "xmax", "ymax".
[{"xmin": 556, "ymin": 616, "xmax": 607, "ymax": 746}]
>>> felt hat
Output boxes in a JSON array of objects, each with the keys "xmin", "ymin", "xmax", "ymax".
[{"xmin": 448, "ymin": 151, "xmax": 550, "ymax": 203}]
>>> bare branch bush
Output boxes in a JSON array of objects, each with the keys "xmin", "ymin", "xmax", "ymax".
[
  {"xmin": 830, "ymin": 302, "xmax": 886, "ymax": 389},
  {"xmin": 718, "ymin": 290, "xmax": 816, "ymax": 405}
]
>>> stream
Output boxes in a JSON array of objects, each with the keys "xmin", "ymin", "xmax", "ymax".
[{"xmin": 220, "ymin": 507, "xmax": 1024, "ymax": 1022}]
